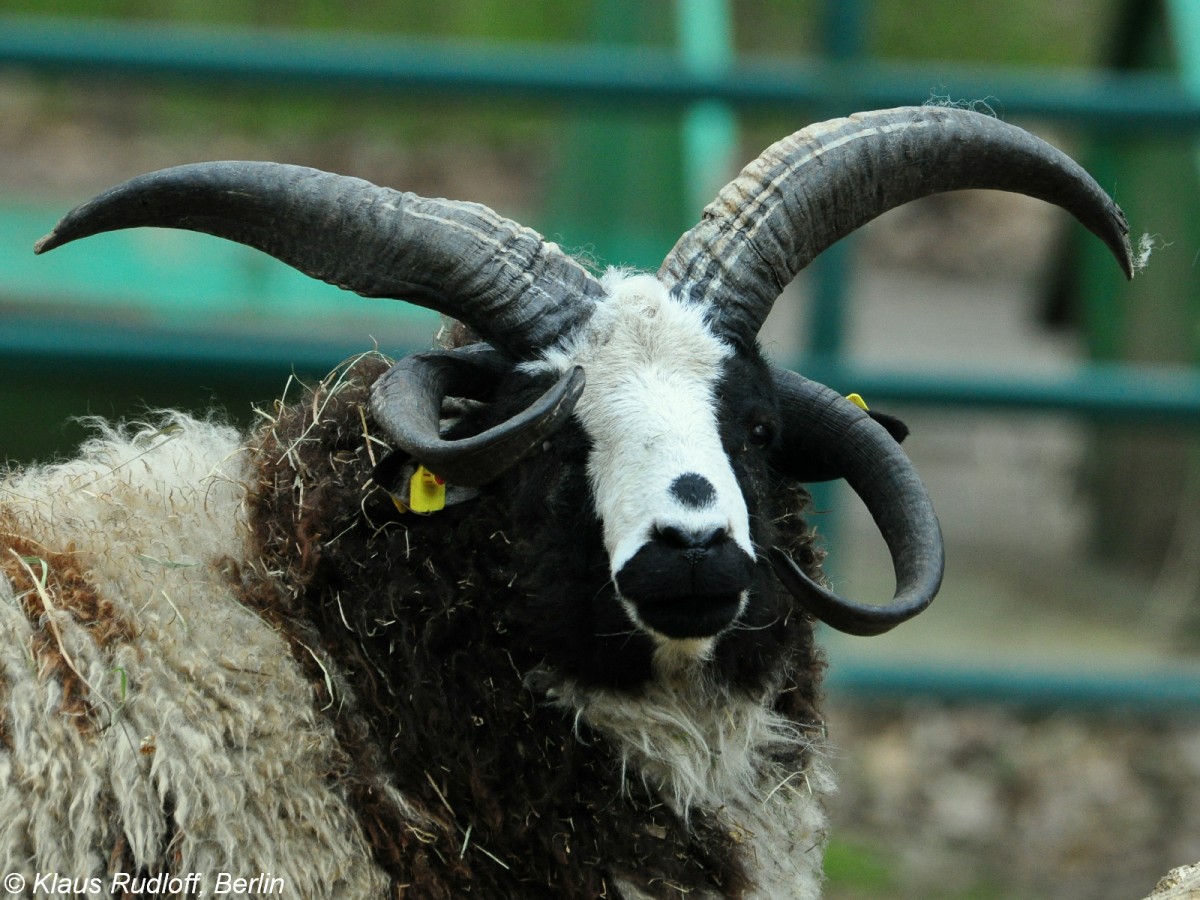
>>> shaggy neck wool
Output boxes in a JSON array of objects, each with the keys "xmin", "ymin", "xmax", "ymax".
[{"xmin": 547, "ymin": 668, "xmax": 833, "ymax": 898}]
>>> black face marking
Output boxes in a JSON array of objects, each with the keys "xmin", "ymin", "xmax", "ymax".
[{"xmin": 669, "ymin": 473, "xmax": 717, "ymax": 509}]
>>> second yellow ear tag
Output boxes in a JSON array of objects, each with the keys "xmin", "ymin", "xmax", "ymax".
[
  {"xmin": 408, "ymin": 466, "xmax": 447, "ymax": 513},
  {"xmin": 846, "ymin": 392, "xmax": 869, "ymax": 411}
]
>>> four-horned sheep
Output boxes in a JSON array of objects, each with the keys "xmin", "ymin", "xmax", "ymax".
[{"xmin": 0, "ymin": 106, "xmax": 1132, "ymax": 898}]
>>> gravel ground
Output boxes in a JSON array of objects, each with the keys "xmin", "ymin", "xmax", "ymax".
[{"xmin": 826, "ymin": 701, "xmax": 1200, "ymax": 899}]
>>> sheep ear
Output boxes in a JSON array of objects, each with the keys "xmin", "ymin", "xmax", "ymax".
[
  {"xmin": 774, "ymin": 408, "xmax": 909, "ymax": 483},
  {"xmin": 865, "ymin": 409, "xmax": 908, "ymax": 445}
]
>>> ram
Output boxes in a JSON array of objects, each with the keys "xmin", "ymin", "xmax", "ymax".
[{"xmin": 0, "ymin": 106, "xmax": 1131, "ymax": 898}]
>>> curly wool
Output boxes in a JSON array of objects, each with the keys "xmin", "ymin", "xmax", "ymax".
[
  {"xmin": 0, "ymin": 414, "xmax": 389, "ymax": 897},
  {"xmin": 0, "ymin": 353, "xmax": 833, "ymax": 898}
]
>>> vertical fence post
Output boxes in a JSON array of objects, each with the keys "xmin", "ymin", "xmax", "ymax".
[
  {"xmin": 808, "ymin": 0, "xmax": 865, "ymax": 363},
  {"xmin": 806, "ymin": 0, "xmax": 869, "ymax": 581},
  {"xmin": 675, "ymin": 0, "xmax": 739, "ymax": 217},
  {"xmin": 546, "ymin": 0, "xmax": 686, "ymax": 269},
  {"xmin": 1076, "ymin": 0, "xmax": 1200, "ymax": 642}
]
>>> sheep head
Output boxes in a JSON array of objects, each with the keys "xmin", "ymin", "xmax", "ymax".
[{"xmin": 35, "ymin": 106, "xmax": 1133, "ymax": 666}]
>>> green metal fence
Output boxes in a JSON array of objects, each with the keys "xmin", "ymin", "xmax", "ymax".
[
  {"xmin": 2, "ymin": 0, "xmax": 1199, "ymax": 710},
  {"xmin": 4, "ymin": 4, "xmax": 1200, "ymax": 411}
]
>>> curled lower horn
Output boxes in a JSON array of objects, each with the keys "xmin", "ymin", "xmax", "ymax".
[
  {"xmin": 769, "ymin": 369, "xmax": 944, "ymax": 636},
  {"xmin": 34, "ymin": 161, "xmax": 605, "ymax": 359},
  {"xmin": 370, "ymin": 345, "xmax": 585, "ymax": 487},
  {"xmin": 660, "ymin": 105, "xmax": 1134, "ymax": 348}
]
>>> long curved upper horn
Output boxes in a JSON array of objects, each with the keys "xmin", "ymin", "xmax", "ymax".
[
  {"xmin": 769, "ymin": 369, "xmax": 944, "ymax": 636},
  {"xmin": 34, "ymin": 161, "xmax": 604, "ymax": 359},
  {"xmin": 659, "ymin": 106, "xmax": 1134, "ymax": 348},
  {"xmin": 370, "ymin": 345, "xmax": 585, "ymax": 487}
]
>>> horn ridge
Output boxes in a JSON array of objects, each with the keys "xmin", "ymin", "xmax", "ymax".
[
  {"xmin": 660, "ymin": 106, "xmax": 1134, "ymax": 347},
  {"xmin": 35, "ymin": 161, "xmax": 604, "ymax": 359}
]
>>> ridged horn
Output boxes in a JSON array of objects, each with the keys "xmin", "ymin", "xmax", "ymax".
[
  {"xmin": 370, "ymin": 344, "xmax": 585, "ymax": 487},
  {"xmin": 769, "ymin": 368, "xmax": 944, "ymax": 636},
  {"xmin": 660, "ymin": 106, "xmax": 1134, "ymax": 348},
  {"xmin": 34, "ymin": 161, "xmax": 604, "ymax": 359}
]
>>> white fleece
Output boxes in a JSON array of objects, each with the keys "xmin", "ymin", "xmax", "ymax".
[{"xmin": 0, "ymin": 415, "xmax": 390, "ymax": 898}]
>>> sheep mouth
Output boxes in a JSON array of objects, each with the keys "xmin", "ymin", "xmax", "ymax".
[
  {"xmin": 614, "ymin": 542, "xmax": 754, "ymax": 639},
  {"xmin": 627, "ymin": 592, "xmax": 746, "ymax": 639}
]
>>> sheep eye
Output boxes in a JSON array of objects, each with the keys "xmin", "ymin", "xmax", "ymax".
[{"xmin": 748, "ymin": 422, "xmax": 774, "ymax": 448}]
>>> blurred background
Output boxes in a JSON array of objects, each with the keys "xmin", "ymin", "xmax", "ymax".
[{"xmin": 1, "ymin": 0, "xmax": 1198, "ymax": 896}]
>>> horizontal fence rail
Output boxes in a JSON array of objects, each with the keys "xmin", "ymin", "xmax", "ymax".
[
  {"xmin": 5, "ymin": 319, "xmax": 1200, "ymax": 426},
  {"xmin": 2, "ymin": 14, "xmax": 1200, "ymax": 130},
  {"xmin": 826, "ymin": 662, "xmax": 1200, "ymax": 713},
  {"xmin": 803, "ymin": 358, "xmax": 1200, "ymax": 425}
]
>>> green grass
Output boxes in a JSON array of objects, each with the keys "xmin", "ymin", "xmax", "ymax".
[
  {"xmin": 823, "ymin": 836, "xmax": 897, "ymax": 894},
  {"xmin": 0, "ymin": 0, "xmax": 1125, "ymax": 187},
  {"xmin": 0, "ymin": 0, "xmax": 1123, "ymax": 162},
  {"xmin": 824, "ymin": 835, "xmax": 1010, "ymax": 900}
]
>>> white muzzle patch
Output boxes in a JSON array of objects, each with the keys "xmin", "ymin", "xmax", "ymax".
[{"xmin": 531, "ymin": 271, "xmax": 756, "ymax": 641}]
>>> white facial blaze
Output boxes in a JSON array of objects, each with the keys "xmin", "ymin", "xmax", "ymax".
[{"xmin": 532, "ymin": 271, "xmax": 753, "ymax": 577}]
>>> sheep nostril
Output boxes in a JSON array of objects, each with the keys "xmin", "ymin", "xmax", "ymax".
[{"xmin": 653, "ymin": 524, "xmax": 728, "ymax": 552}]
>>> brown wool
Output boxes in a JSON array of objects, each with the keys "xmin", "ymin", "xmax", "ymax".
[
  {"xmin": 0, "ymin": 680, "xmax": 9, "ymax": 753},
  {"xmin": 0, "ymin": 520, "xmax": 136, "ymax": 732}
]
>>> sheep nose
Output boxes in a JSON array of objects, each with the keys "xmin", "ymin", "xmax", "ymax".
[
  {"xmin": 669, "ymin": 472, "xmax": 717, "ymax": 509},
  {"xmin": 653, "ymin": 524, "xmax": 729, "ymax": 564}
]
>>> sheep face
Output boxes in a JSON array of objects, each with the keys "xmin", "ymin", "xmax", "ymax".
[
  {"xmin": 533, "ymin": 273, "xmax": 761, "ymax": 647},
  {"xmin": 422, "ymin": 273, "xmax": 807, "ymax": 690}
]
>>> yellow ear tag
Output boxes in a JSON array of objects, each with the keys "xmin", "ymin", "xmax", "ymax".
[
  {"xmin": 408, "ymin": 466, "xmax": 447, "ymax": 514},
  {"xmin": 846, "ymin": 392, "xmax": 870, "ymax": 412}
]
